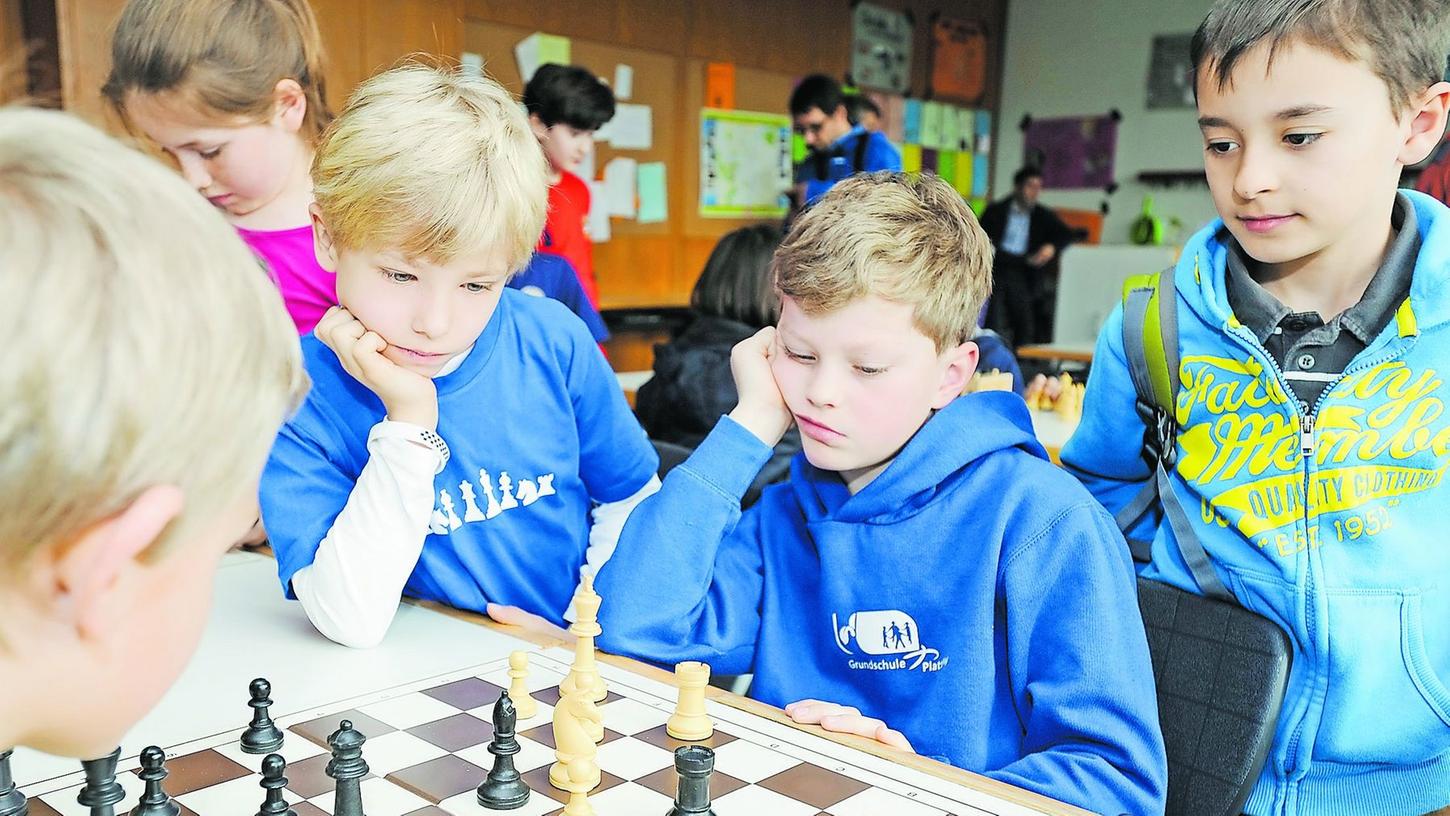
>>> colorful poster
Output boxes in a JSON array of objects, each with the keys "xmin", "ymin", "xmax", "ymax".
[
  {"xmin": 852, "ymin": 2, "xmax": 913, "ymax": 93},
  {"xmin": 903, "ymin": 99, "xmax": 923, "ymax": 144},
  {"xmin": 1022, "ymin": 114, "xmax": 1119, "ymax": 189},
  {"xmin": 902, "ymin": 143, "xmax": 922, "ymax": 174},
  {"xmin": 921, "ymin": 102, "xmax": 945, "ymax": 149},
  {"xmin": 930, "ymin": 16, "xmax": 990, "ymax": 104},
  {"xmin": 972, "ymin": 153, "xmax": 990, "ymax": 197},
  {"xmin": 699, "ymin": 108, "xmax": 794, "ymax": 218},
  {"xmin": 706, "ymin": 62, "xmax": 736, "ymax": 110},
  {"xmin": 637, "ymin": 162, "xmax": 668, "ymax": 223}
]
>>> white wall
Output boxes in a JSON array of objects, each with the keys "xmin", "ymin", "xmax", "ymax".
[{"xmin": 994, "ymin": 0, "xmax": 1220, "ymax": 245}]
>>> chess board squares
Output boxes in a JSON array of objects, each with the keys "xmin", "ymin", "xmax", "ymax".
[
  {"xmin": 517, "ymin": 765, "xmax": 626, "ymax": 806},
  {"xmin": 408, "ymin": 712, "xmax": 495, "ymax": 753},
  {"xmin": 532, "ymin": 685, "xmax": 622, "ymax": 707},
  {"xmin": 215, "ymin": 728, "xmax": 326, "ymax": 771},
  {"xmin": 420, "ymin": 678, "xmax": 505, "ymax": 711},
  {"xmin": 709, "ymin": 737, "xmax": 805, "ymax": 783},
  {"xmin": 359, "ymin": 692, "xmax": 468, "ymax": 730},
  {"xmin": 706, "ymin": 783, "xmax": 822, "ymax": 816},
  {"xmin": 755, "ymin": 763, "xmax": 871, "ymax": 810},
  {"xmin": 174, "ymin": 771, "xmax": 303, "ymax": 816},
  {"xmin": 468, "ymin": 699, "xmax": 553, "ymax": 731},
  {"xmin": 401, "ymin": 807, "xmax": 450, "ymax": 816},
  {"xmin": 632, "ymin": 762, "xmax": 747, "ymax": 801},
  {"xmin": 353, "ymin": 731, "xmax": 449, "ymax": 776},
  {"xmin": 593, "ymin": 696, "xmax": 670, "ymax": 736},
  {"xmin": 138, "ymin": 750, "xmax": 251, "ymax": 797},
  {"xmin": 280, "ymin": 751, "xmax": 374, "ymax": 799},
  {"xmin": 633, "ymin": 723, "xmax": 738, "ymax": 753},
  {"xmin": 35, "ymin": 769, "xmax": 144, "ymax": 816},
  {"xmin": 436, "ymin": 788, "xmax": 560, "ymax": 816},
  {"xmin": 305, "ymin": 776, "xmax": 429, "ymax": 816},
  {"xmin": 383, "ymin": 754, "xmax": 489, "ymax": 804},
  {"xmin": 516, "ymin": 722, "xmax": 625, "ymax": 750},
  {"xmin": 479, "ymin": 666, "xmax": 565, "ymax": 694},
  {"xmin": 291, "ymin": 710, "xmax": 397, "ymax": 748},
  {"xmin": 454, "ymin": 733, "xmax": 555, "ymax": 776},
  {"xmin": 291, "ymin": 803, "xmax": 330, "ymax": 816},
  {"xmin": 540, "ymin": 781, "xmax": 673, "ymax": 816}
]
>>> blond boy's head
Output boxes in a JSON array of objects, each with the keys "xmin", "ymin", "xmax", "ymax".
[
  {"xmin": 0, "ymin": 108, "xmax": 304, "ymax": 757},
  {"xmin": 311, "ymin": 63, "xmax": 547, "ymax": 271},
  {"xmin": 774, "ymin": 171, "xmax": 992, "ymax": 352},
  {"xmin": 768, "ymin": 172, "xmax": 990, "ymax": 494}
]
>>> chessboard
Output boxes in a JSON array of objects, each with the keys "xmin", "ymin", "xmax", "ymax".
[{"xmin": 15, "ymin": 648, "xmax": 1067, "ymax": 816}]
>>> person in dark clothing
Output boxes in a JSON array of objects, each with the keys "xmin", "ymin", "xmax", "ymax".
[
  {"xmin": 978, "ymin": 167, "xmax": 1075, "ymax": 348},
  {"xmin": 635, "ymin": 225, "xmax": 802, "ymax": 506}
]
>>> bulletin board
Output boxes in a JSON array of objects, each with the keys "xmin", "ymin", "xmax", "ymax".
[{"xmin": 464, "ymin": 20, "xmax": 797, "ymax": 308}]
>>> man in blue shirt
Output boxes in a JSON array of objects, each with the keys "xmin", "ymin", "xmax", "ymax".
[{"xmin": 790, "ymin": 75, "xmax": 901, "ymax": 205}]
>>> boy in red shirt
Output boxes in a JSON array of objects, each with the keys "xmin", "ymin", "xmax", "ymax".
[{"xmin": 525, "ymin": 64, "xmax": 615, "ymax": 306}]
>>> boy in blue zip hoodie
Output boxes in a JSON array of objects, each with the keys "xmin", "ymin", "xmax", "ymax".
[
  {"xmin": 1062, "ymin": 2, "xmax": 1450, "ymax": 813},
  {"xmin": 598, "ymin": 171, "xmax": 1167, "ymax": 815}
]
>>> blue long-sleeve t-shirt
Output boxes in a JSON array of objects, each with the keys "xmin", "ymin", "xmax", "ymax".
[{"xmin": 598, "ymin": 392, "xmax": 1167, "ymax": 815}]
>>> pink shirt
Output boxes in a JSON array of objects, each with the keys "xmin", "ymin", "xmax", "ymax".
[{"xmin": 237, "ymin": 224, "xmax": 337, "ymax": 335}]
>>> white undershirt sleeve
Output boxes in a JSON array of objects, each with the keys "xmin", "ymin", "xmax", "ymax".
[
  {"xmin": 290, "ymin": 420, "xmax": 443, "ymax": 648},
  {"xmin": 562, "ymin": 474, "xmax": 662, "ymax": 621}
]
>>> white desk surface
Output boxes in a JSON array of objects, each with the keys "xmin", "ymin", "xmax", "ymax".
[
  {"xmin": 613, "ymin": 369, "xmax": 653, "ymax": 392},
  {"xmin": 1027, "ymin": 408, "xmax": 1080, "ymax": 456},
  {"xmin": 12, "ymin": 551, "xmax": 532, "ymax": 789}
]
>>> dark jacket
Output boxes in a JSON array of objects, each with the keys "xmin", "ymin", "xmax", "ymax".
[
  {"xmin": 635, "ymin": 315, "xmax": 802, "ymax": 506},
  {"xmin": 978, "ymin": 198, "xmax": 1074, "ymax": 258}
]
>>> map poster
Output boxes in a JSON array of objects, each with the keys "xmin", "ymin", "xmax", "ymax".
[{"xmin": 700, "ymin": 108, "xmax": 793, "ymax": 218}]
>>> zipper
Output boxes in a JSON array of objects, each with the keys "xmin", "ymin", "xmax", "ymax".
[{"xmin": 1223, "ymin": 322, "xmax": 1410, "ymax": 779}]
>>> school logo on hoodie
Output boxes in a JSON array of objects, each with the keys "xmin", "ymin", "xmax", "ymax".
[{"xmin": 833, "ymin": 609, "xmax": 949, "ymax": 672}]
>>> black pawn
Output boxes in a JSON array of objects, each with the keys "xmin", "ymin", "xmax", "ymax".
[
  {"xmin": 325, "ymin": 721, "xmax": 368, "ymax": 816},
  {"xmin": 255, "ymin": 755, "xmax": 296, "ymax": 816},
  {"xmin": 77, "ymin": 748, "xmax": 125, "ymax": 816},
  {"xmin": 475, "ymin": 691, "xmax": 529, "ymax": 810},
  {"xmin": 666, "ymin": 745, "xmax": 716, "ymax": 816},
  {"xmin": 241, "ymin": 679, "xmax": 284, "ymax": 754},
  {"xmin": 128, "ymin": 747, "xmax": 177, "ymax": 816},
  {"xmin": 0, "ymin": 749, "xmax": 27, "ymax": 816}
]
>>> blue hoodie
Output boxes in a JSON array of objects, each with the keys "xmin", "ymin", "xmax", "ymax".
[
  {"xmin": 598, "ymin": 392, "xmax": 1167, "ymax": 815},
  {"xmin": 1063, "ymin": 190, "xmax": 1450, "ymax": 816}
]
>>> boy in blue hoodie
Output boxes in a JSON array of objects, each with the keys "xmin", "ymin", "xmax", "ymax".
[
  {"xmin": 598, "ymin": 171, "xmax": 1167, "ymax": 815},
  {"xmin": 1062, "ymin": 1, "xmax": 1450, "ymax": 813}
]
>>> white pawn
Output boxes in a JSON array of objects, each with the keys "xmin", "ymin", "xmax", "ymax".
[
  {"xmin": 561, "ymin": 756, "xmax": 597, "ymax": 816},
  {"xmin": 507, "ymin": 651, "xmax": 538, "ymax": 720},
  {"xmin": 667, "ymin": 661, "xmax": 715, "ymax": 741}
]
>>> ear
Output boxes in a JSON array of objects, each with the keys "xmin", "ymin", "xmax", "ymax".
[
  {"xmin": 1400, "ymin": 80, "xmax": 1450, "ymax": 165},
  {"xmin": 272, "ymin": 78, "xmax": 308, "ymax": 135},
  {"xmin": 309, "ymin": 202, "xmax": 338, "ymax": 273},
  {"xmin": 932, "ymin": 340, "xmax": 980, "ymax": 409},
  {"xmin": 831, "ymin": 104, "xmax": 851, "ymax": 124},
  {"xmin": 528, "ymin": 113, "xmax": 550, "ymax": 141},
  {"xmin": 51, "ymin": 485, "xmax": 184, "ymax": 641}
]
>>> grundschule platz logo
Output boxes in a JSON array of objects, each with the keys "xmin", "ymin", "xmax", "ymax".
[{"xmin": 833, "ymin": 609, "xmax": 948, "ymax": 672}]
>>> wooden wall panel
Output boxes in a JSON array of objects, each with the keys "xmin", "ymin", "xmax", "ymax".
[
  {"xmin": 2, "ymin": 0, "xmax": 28, "ymax": 103},
  {"xmin": 56, "ymin": 0, "xmax": 123, "ymax": 124}
]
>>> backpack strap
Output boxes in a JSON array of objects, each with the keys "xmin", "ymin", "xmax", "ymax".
[
  {"xmin": 1118, "ymin": 269, "xmax": 1232, "ymax": 602},
  {"xmin": 852, "ymin": 129, "xmax": 871, "ymax": 173}
]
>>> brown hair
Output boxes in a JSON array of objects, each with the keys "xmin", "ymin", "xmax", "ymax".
[
  {"xmin": 773, "ymin": 172, "xmax": 992, "ymax": 352},
  {"xmin": 103, "ymin": 0, "xmax": 332, "ymax": 141},
  {"xmin": 690, "ymin": 225, "xmax": 783, "ymax": 330},
  {"xmin": 1192, "ymin": 0, "xmax": 1450, "ymax": 115}
]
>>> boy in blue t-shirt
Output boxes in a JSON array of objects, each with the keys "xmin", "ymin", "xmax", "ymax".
[
  {"xmin": 597, "ymin": 172, "xmax": 1166, "ymax": 815},
  {"xmin": 260, "ymin": 65, "xmax": 658, "ymax": 649},
  {"xmin": 1063, "ymin": 1, "xmax": 1450, "ymax": 812}
]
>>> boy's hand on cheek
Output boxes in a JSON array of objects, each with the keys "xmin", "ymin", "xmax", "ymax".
[
  {"xmin": 728, "ymin": 326, "xmax": 793, "ymax": 446},
  {"xmin": 316, "ymin": 306, "xmax": 439, "ymax": 431},
  {"xmin": 784, "ymin": 699, "xmax": 915, "ymax": 753}
]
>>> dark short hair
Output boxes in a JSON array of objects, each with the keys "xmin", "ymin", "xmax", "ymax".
[
  {"xmin": 1012, "ymin": 166, "xmax": 1042, "ymax": 188},
  {"xmin": 690, "ymin": 224, "xmax": 784, "ymax": 329},
  {"xmin": 789, "ymin": 74, "xmax": 844, "ymax": 118},
  {"xmin": 522, "ymin": 64, "xmax": 615, "ymax": 130},
  {"xmin": 843, "ymin": 93, "xmax": 881, "ymax": 125},
  {"xmin": 1191, "ymin": 0, "xmax": 1450, "ymax": 114}
]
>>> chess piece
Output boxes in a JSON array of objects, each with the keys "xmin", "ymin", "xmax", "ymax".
[
  {"xmin": 506, "ymin": 651, "xmax": 538, "ymax": 720},
  {"xmin": 667, "ymin": 662, "xmax": 714, "ymax": 741},
  {"xmin": 77, "ymin": 748, "xmax": 124, "ymax": 816},
  {"xmin": 129, "ymin": 747, "xmax": 178, "ymax": 816},
  {"xmin": 326, "ymin": 720, "xmax": 369, "ymax": 816},
  {"xmin": 560, "ymin": 576, "xmax": 607, "ymax": 703},
  {"xmin": 667, "ymin": 746, "xmax": 717, "ymax": 816},
  {"xmin": 548, "ymin": 693, "xmax": 599, "ymax": 791},
  {"xmin": 256, "ymin": 754, "xmax": 297, "ymax": 816},
  {"xmin": 475, "ymin": 691, "xmax": 530, "ymax": 810},
  {"xmin": 575, "ymin": 689, "xmax": 604, "ymax": 744},
  {"xmin": 0, "ymin": 749, "xmax": 27, "ymax": 816},
  {"xmin": 241, "ymin": 678, "xmax": 284, "ymax": 754},
  {"xmin": 559, "ymin": 757, "xmax": 597, "ymax": 816}
]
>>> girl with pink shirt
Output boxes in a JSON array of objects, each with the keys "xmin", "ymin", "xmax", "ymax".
[{"xmin": 103, "ymin": 0, "xmax": 336, "ymax": 334}]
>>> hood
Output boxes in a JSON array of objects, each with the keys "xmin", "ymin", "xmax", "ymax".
[{"xmin": 791, "ymin": 391, "xmax": 1047, "ymax": 524}]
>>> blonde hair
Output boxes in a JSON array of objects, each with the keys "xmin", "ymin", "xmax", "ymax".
[
  {"xmin": 103, "ymin": 0, "xmax": 332, "ymax": 141},
  {"xmin": 774, "ymin": 172, "xmax": 993, "ymax": 351},
  {"xmin": 0, "ymin": 108, "xmax": 306, "ymax": 578},
  {"xmin": 311, "ymin": 64, "xmax": 548, "ymax": 271}
]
